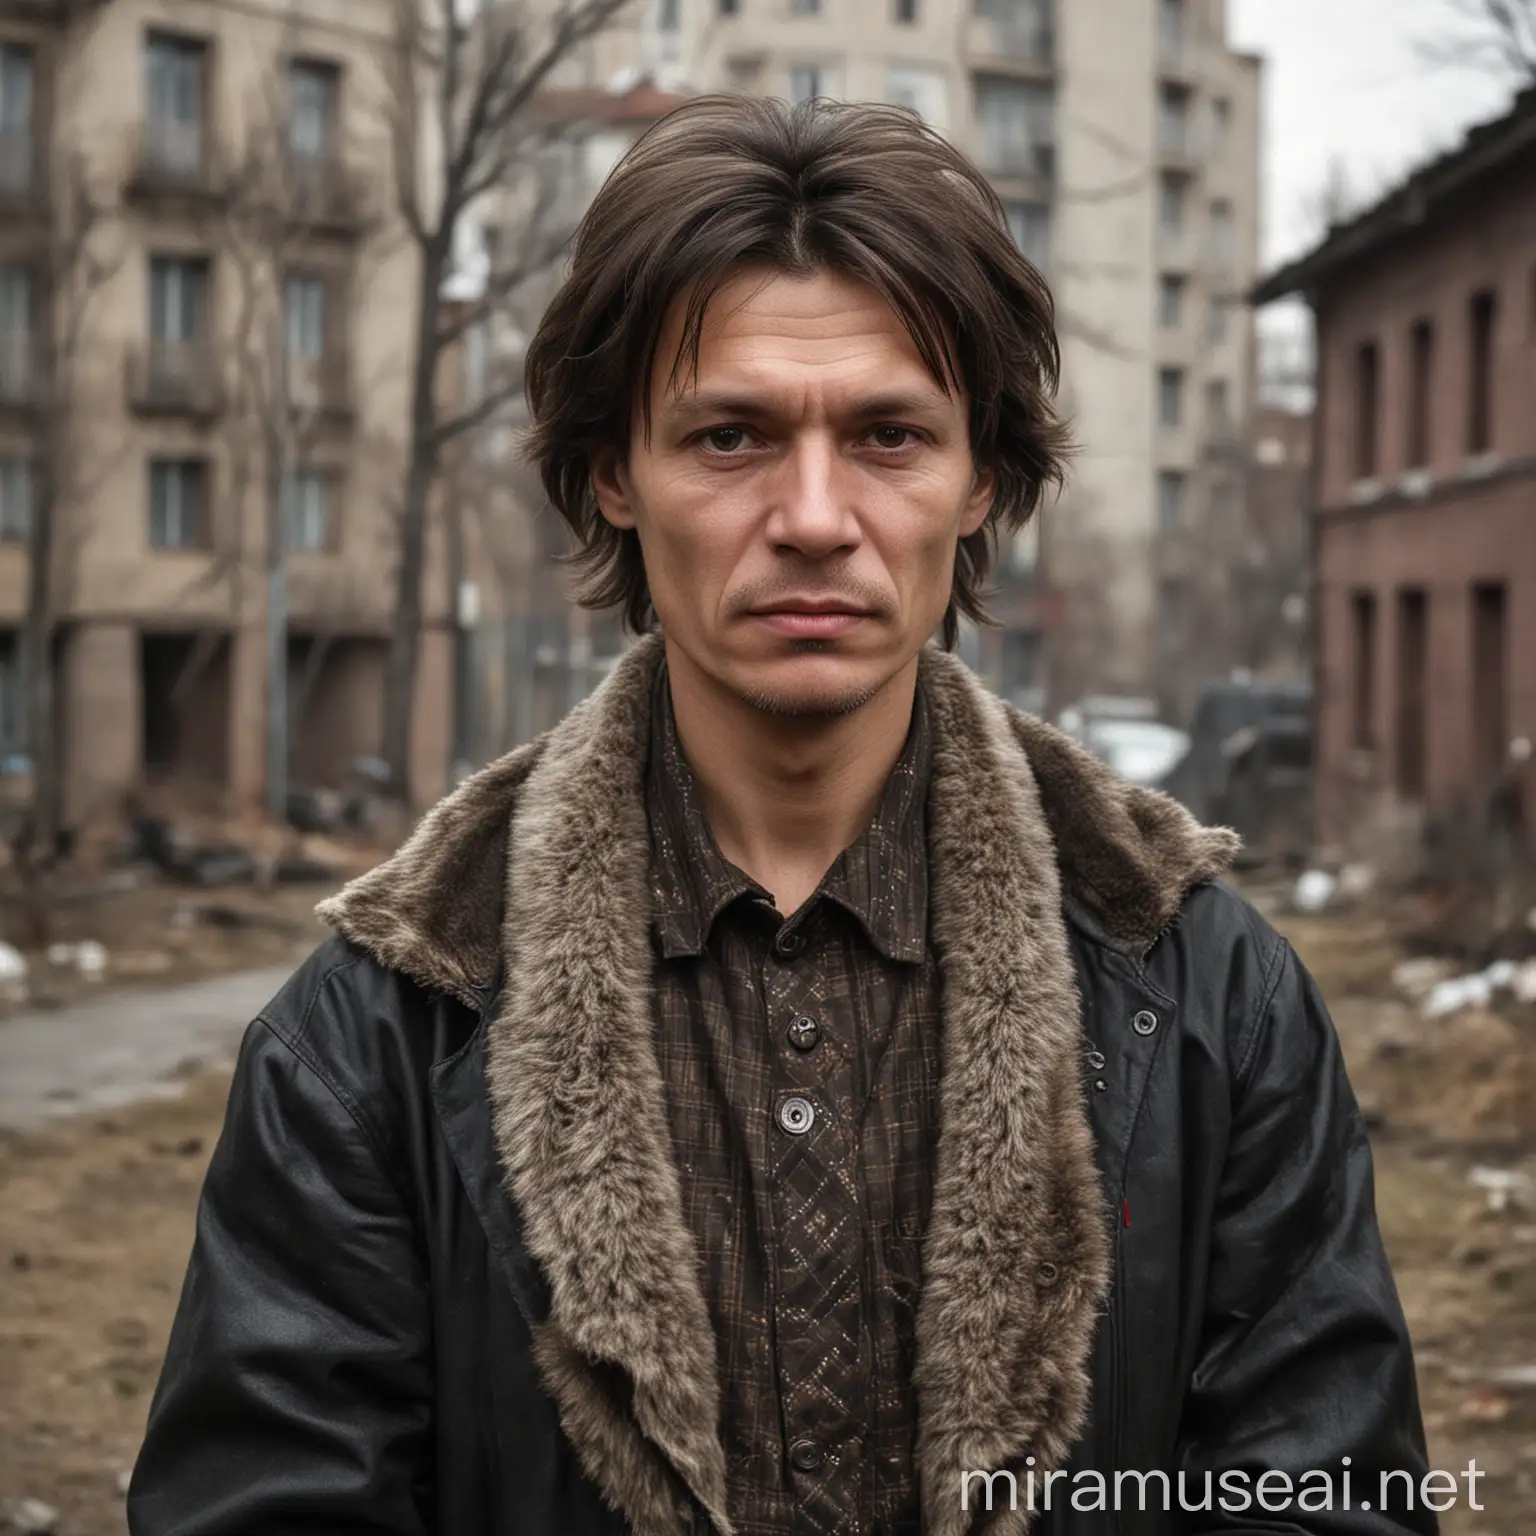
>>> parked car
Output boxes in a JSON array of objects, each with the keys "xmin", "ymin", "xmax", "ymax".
[
  {"xmin": 1058, "ymin": 697, "xmax": 1192, "ymax": 789},
  {"xmin": 1159, "ymin": 678, "xmax": 1312, "ymax": 861}
]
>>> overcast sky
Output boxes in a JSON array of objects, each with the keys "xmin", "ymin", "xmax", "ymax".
[{"xmin": 1227, "ymin": 0, "xmax": 1518, "ymax": 271}]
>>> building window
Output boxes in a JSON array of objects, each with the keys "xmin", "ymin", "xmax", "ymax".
[
  {"xmin": 1159, "ymin": 579, "xmax": 1185, "ymax": 651},
  {"xmin": 1210, "ymin": 97, "xmax": 1231, "ymax": 154},
  {"xmin": 1407, "ymin": 317, "xmax": 1434, "ymax": 469},
  {"xmin": 1205, "ymin": 377, "xmax": 1230, "ymax": 432},
  {"xmin": 1208, "ymin": 294, "xmax": 1229, "ymax": 344},
  {"xmin": 144, "ymin": 32, "xmax": 206, "ymax": 180},
  {"xmin": 886, "ymin": 66, "xmax": 947, "ymax": 129},
  {"xmin": 1157, "ymin": 0, "xmax": 1184, "ymax": 63},
  {"xmin": 1467, "ymin": 287, "xmax": 1496, "ymax": 454},
  {"xmin": 1209, "ymin": 199, "xmax": 1233, "ymax": 270},
  {"xmin": 1157, "ymin": 84, "xmax": 1190, "ymax": 159},
  {"xmin": 0, "ymin": 262, "xmax": 32, "ymax": 403},
  {"xmin": 0, "ymin": 632, "xmax": 19, "ymax": 756},
  {"xmin": 283, "ymin": 467, "xmax": 332, "ymax": 553},
  {"xmin": 894, "ymin": 0, "xmax": 917, "ymax": 21},
  {"xmin": 1158, "ymin": 173, "xmax": 1186, "ymax": 237},
  {"xmin": 789, "ymin": 0, "xmax": 819, "ymax": 14},
  {"xmin": 284, "ymin": 273, "xmax": 326, "ymax": 360},
  {"xmin": 788, "ymin": 64, "xmax": 822, "ymax": 103},
  {"xmin": 1157, "ymin": 470, "xmax": 1185, "ymax": 534},
  {"xmin": 974, "ymin": 0, "xmax": 1053, "ymax": 60},
  {"xmin": 0, "ymin": 43, "xmax": 35, "ymax": 196},
  {"xmin": 0, "ymin": 456, "xmax": 31, "ymax": 541},
  {"xmin": 1158, "ymin": 367, "xmax": 1183, "ymax": 428},
  {"xmin": 150, "ymin": 255, "xmax": 208, "ymax": 343},
  {"xmin": 1354, "ymin": 339, "xmax": 1379, "ymax": 478},
  {"xmin": 287, "ymin": 58, "xmax": 338, "ymax": 163},
  {"xmin": 1350, "ymin": 590, "xmax": 1376, "ymax": 750},
  {"xmin": 149, "ymin": 458, "xmax": 208, "ymax": 550},
  {"xmin": 974, "ymin": 75, "xmax": 1055, "ymax": 180},
  {"xmin": 1003, "ymin": 200, "xmax": 1050, "ymax": 270},
  {"xmin": 1395, "ymin": 587, "xmax": 1428, "ymax": 800},
  {"xmin": 1158, "ymin": 274, "xmax": 1184, "ymax": 328},
  {"xmin": 1471, "ymin": 581, "xmax": 1508, "ymax": 784}
]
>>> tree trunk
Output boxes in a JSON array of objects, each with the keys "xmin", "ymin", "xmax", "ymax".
[
  {"xmin": 380, "ymin": 242, "xmax": 446, "ymax": 804},
  {"xmin": 18, "ymin": 455, "xmax": 59, "ymax": 945}
]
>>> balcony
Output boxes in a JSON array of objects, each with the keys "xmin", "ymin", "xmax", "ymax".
[
  {"xmin": 966, "ymin": 15, "xmax": 1055, "ymax": 71},
  {"xmin": 980, "ymin": 138, "xmax": 1056, "ymax": 188},
  {"xmin": 0, "ymin": 333, "xmax": 44, "ymax": 415},
  {"xmin": 124, "ymin": 119, "xmax": 228, "ymax": 207},
  {"xmin": 284, "ymin": 152, "xmax": 370, "ymax": 238},
  {"xmin": 125, "ymin": 338, "xmax": 224, "ymax": 419},
  {"xmin": 0, "ymin": 0, "xmax": 111, "ymax": 19}
]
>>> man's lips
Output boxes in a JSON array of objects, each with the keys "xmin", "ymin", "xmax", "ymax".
[{"xmin": 750, "ymin": 609, "xmax": 871, "ymax": 635}]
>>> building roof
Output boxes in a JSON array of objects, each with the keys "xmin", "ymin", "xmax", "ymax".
[
  {"xmin": 533, "ymin": 80, "xmax": 693, "ymax": 130},
  {"xmin": 1250, "ymin": 85, "xmax": 1536, "ymax": 305}
]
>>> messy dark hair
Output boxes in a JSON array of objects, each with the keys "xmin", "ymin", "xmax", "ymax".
[{"xmin": 522, "ymin": 93, "xmax": 1072, "ymax": 648}]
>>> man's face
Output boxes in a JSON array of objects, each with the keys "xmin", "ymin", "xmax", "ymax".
[{"xmin": 591, "ymin": 267, "xmax": 996, "ymax": 717}]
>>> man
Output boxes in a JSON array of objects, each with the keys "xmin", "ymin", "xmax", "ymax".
[{"xmin": 130, "ymin": 97, "xmax": 1434, "ymax": 1536}]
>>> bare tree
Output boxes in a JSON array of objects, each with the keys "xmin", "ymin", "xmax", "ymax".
[
  {"xmin": 377, "ymin": 0, "xmax": 633, "ymax": 804},
  {"xmin": 1419, "ymin": 0, "xmax": 1536, "ymax": 81}
]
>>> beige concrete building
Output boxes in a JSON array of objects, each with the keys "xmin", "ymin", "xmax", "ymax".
[
  {"xmin": 0, "ymin": 0, "xmax": 458, "ymax": 829},
  {"xmin": 549, "ymin": 0, "xmax": 1261, "ymax": 719}
]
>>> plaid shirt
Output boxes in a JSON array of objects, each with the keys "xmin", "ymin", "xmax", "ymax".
[{"xmin": 646, "ymin": 660, "xmax": 941, "ymax": 1536}]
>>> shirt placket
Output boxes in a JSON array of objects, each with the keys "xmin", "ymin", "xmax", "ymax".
[{"xmin": 762, "ymin": 908, "xmax": 869, "ymax": 1536}]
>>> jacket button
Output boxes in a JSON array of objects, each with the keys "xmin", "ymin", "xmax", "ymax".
[
  {"xmin": 1086, "ymin": 1050, "xmax": 1106, "ymax": 1070},
  {"xmin": 789, "ymin": 1436, "xmax": 824, "ymax": 1472},
  {"xmin": 787, "ymin": 1014, "xmax": 820, "ymax": 1051},
  {"xmin": 1036, "ymin": 1260, "xmax": 1059, "ymax": 1284},
  {"xmin": 775, "ymin": 930, "xmax": 807, "ymax": 959},
  {"xmin": 778, "ymin": 1095, "xmax": 815, "ymax": 1135},
  {"xmin": 1093, "ymin": 1078, "xmax": 1107, "ymax": 1093},
  {"xmin": 1132, "ymin": 1010, "xmax": 1159, "ymax": 1036}
]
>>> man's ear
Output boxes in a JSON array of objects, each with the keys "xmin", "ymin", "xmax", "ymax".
[
  {"xmin": 591, "ymin": 447, "xmax": 637, "ymax": 531},
  {"xmin": 960, "ymin": 463, "xmax": 997, "ymax": 538}
]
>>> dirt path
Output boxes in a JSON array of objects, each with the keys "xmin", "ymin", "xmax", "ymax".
[{"xmin": 0, "ymin": 967, "xmax": 294, "ymax": 1133}]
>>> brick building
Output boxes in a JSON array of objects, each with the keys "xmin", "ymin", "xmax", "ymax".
[{"xmin": 1252, "ymin": 87, "xmax": 1536, "ymax": 857}]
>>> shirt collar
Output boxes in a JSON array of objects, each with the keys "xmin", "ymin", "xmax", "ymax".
[{"xmin": 645, "ymin": 659, "xmax": 932, "ymax": 963}]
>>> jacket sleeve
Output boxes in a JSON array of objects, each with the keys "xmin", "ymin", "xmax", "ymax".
[
  {"xmin": 1179, "ymin": 938, "xmax": 1440, "ymax": 1535},
  {"xmin": 128, "ymin": 1013, "xmax": 433, "ymax": 1535}
]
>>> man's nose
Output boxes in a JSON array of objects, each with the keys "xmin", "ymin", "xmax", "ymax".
[{"xmin": 767, "ymin": 435, "xmax": 860, "ymax": 554}]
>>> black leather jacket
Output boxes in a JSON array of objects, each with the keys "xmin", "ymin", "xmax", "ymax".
[
  {"xmin": 128, "ymin": 637, "xmax": 1435, "ymax": 1535},
  {"xmin": 129, "ymin": 886, "xmax": 1435, "ymax": 1535}
]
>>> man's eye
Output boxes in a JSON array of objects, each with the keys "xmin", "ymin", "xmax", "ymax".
[
  {"xmin": 702, "ymin": 427, "xmax": 749, "ymax": 453},
  {"xmin": 869, "ymin": 426, "xmax": 917, "ymax": 450}
]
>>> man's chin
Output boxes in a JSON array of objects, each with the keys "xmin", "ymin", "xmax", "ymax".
[{"xmin": 730, "ymin": 654, "xmax": 884, "ymax": 719}]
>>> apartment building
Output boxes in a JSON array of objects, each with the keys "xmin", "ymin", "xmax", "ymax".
[
  {"xmin": 558, "ymin": 0, "xmax": 1260, "ymax": 718},
  {"xmin": 0, "ymin": 0, "xmax": 457, "ymax": 832},
  {"xmin": 1253, "ymin": 88, "xmax": 1536, "ymax": 859}
]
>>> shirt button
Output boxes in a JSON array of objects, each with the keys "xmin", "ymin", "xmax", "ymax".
[
  {"xmin": 786, "ymin": 1014, "xmax": 820, "ymax": 1051},
  {"xmin": 777, "ymin": 1095, "xmax": 815, "ymax": 1135},
  {"xmin": 775, "ymin": 929, "xmax": 807, "ymax": 959},
  {"xmin": 788, "ymin": 1436, "xmax": 824, "ymax": 1472}
]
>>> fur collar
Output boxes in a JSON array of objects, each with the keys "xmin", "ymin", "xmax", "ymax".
[{"xmin": 319, "ymin": 632, "xmax": 1237, "ymax": 1535}]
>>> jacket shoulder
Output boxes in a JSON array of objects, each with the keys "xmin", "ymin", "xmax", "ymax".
[{"xmin": 252, "ymin": 935, "xmax": 476, "ymax": 1173}]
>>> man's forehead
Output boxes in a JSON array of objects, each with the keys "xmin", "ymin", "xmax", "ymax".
[{"xmin": 649, "ymin": 268, "xmax": 957, "ymax": 412}]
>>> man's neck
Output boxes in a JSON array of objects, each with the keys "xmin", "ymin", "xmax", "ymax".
[{"xmin": 663, "ymin": 639, "xmax": 920, "ymax": 917}]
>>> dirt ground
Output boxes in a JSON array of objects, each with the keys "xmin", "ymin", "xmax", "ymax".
[{"xmin": 1, "ymin": 892, "xmax": 1534, "ymax": 1534}]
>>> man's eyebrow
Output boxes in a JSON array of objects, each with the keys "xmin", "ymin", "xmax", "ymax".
[{"xmin": 658, "ymin": 388, "xmax": 955, "ymax": 425}]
